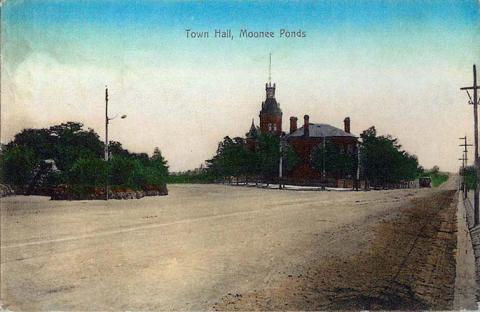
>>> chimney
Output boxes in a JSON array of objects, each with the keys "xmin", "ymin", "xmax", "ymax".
[
  {"xmin": 344, "ymin": 117, "xmax": 351, "ymax": 133},
  {"xmin": 289, "ymin": 116, "xmax": 298, "ymax": 134},
  {"xmin": 303, "ymin": 115, "xmax": 310, "ymax": 137}
]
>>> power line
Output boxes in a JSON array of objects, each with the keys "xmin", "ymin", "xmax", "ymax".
[{"xmin": 460, "ymin": 64, "xmax": 480, "ymax": 225}]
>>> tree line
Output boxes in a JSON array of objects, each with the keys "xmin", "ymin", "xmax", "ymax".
[
  {"xmin": 203, "ymin": 126, "xmax": 422, "ymax": 187},
  {"xmin": 0, "ymin": 122, "xmax": 424, "ymax": 192},
  {"xmin": 359, "ymin": 127, "xmax": 422, "ymax": 187},
  {"xmin": 0, "ymin": 122, "xmax": 168, "ymax": 196},
  {"xmin": 206, "ymin": 133, "xmax": 299, "ymax": 185}
]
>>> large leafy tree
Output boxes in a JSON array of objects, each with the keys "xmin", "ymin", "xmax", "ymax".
[
  {"xmin": 1, "ymin": 122, "xmax": 169, "ymax": 193},
  {"xmin": 255, "ymin": 133, "xmax": 281, "ymax": 181},
  {"xmin": 49, "ymin": 122, "xmax": 104, "ymax": 171},
  {"xmin": 360, "ymin": 126, "xmax": 420, "ymax": 186},
  {"xmin": 146, "ymin": 147, "xmax": 169, "ymax": 185},
  {"xmin": 207, "ymin": 136, "xmax": 255, "ymax": 181},
  {"xmin": 206, "ymin": 133, "xmax": 299, "ymax": 183},
  {"xmin": 0, "ymin": 145, "xmax": 38, "ymax": 187},
  {"xmin": 66, "ymin": 157, "xmax": 107, "ymax": 192},
  {"xmin": 311, "ymin": 141, "xmax": 355, "ymax": 178}
]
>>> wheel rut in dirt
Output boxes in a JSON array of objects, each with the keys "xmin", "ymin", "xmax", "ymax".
[{"xmin": 214, "ymin": 190, "xmax": 458, "ymax": 311}]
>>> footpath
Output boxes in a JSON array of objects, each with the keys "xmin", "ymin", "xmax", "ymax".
[{"xmin": 455, "ymin": 191, "xmax": 478, "ymax": 310}]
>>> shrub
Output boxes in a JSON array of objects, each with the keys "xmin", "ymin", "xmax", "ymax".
[
  {"xmin": 0, "ymin": 145, "xmax": 38, "ymax": 187},
  {"xmin": 66, "ymin": 157, "xmax": 107, "ymax": 188}
]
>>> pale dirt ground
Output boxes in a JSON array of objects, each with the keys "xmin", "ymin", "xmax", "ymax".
[{"xmin": 0, "ymin": 182, "xmax": 453, "ymax": 311}]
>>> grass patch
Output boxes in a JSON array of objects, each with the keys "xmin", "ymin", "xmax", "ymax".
[
  {"xmin": 167, "ymin": 172, "xmax": 216, "ymax": 184},
  {"xmin": 429, "ymin": 172, "xmax": 449, "ymax": 187}
]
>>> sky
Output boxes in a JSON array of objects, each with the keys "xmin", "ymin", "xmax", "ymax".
[{"xmin": 1, "ymin": 0, "xmax": 479, "ymax": 172}]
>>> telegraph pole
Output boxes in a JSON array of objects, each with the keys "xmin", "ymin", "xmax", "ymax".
[
  {"xmin": 105, "ymin": 86, "xmax": 109, "ymax": 200},
  {"xmin": 103, "ymin": 86, "xmax": 127, "ymax": 201},
  {"xmin": 459, "ymin": 153, "xmax": 467, "ymax": 196},
  {"xmin": 459, "ymin": 136, "xmax": 472, "ymax": 199},
  {"xmin": 459, "ymin": 154, "xmax": 466, "ymax": 197},
  {"xmin": 279, "ymin": 139, "xmax": 283, "ymax": 189},
  {"xmin": 461, "ymin": 65, "xmax": 480, "ymax": 225},
  {"xmin": 356, "ymin": 143, "xmax": 361, "ymax": 191}
]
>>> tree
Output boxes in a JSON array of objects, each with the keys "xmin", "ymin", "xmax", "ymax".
[
  {"xmin": 255, "ymin": 133, "xmax": 281, "ymax": 183},
  {"xmin": 108, "ymin": 156, "xmax": 137, "ymax": 188},
  {"xmin": 66, "ymin": 157, "xmax": 107, "ymax": 192},
  {"xmin": 311, "ymin": 140, "xmax": 355, "ymax": 179},
  {"xmin": 49, "ymin": 122, "xmax": 104, "ymax": 171},
  {"xmin": 207, "ymin": 136, "xmax": 253, "ymax": 182},
  {"xmin": 360, "ymin": 126, "xmax": 420, "ymax": 187},
  {"xmin": 146, "ymin": 147, "xmax": 169, "ymax": 185},
  {"xmin": 282, "ymin": 143, "xmax": 300, "ymax": 173},
  {"xmin": 206, "ymin": 133, "xmax": 299, "ymax": 184},
  {"xmin": 0, "ymin": 145, "xmax": 38, "ymax": 187}
]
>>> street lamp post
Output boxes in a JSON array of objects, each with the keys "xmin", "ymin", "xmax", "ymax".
[
  {"xmin": 355, "ymin": 140, "xmax": 361, "ymax": 191},
  {"xmin": 322, "ymin": 135, "xmax": 326, "ymax": 190},
  {"xmin": 279, "ymin": 139, "xmax": 286, "ymax": 189},
  {"xmin": 104, "ymin": 86, "xmax": 127, "ymax": 200}
]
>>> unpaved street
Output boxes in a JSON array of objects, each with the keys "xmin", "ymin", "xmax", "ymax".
[{"xmin": 1, "ymin": 183, "xmax": 457, "ymax": 310}]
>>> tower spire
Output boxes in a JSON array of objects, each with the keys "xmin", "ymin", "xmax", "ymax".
[{"xmin": 268, "ymin": 53, "xmax": 272, "ymax": 84}]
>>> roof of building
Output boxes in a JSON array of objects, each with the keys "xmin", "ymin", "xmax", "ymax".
[
  {"xmin": 246, "ymin": 119, "xmax": 259, "ymax": 138},
  {"xmin": 284, "ymin": 123, "xmax": 357, "ymax": 139},
  {"xmin": 260, "ymin": 97, "xmax": 282, "ymax": 115}
]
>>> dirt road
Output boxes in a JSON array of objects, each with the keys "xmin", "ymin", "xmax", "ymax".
[{"xmin": 1, "ymin": 183, "xmax": 457, "ymax": 310}]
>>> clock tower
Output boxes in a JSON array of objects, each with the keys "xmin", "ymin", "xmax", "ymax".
[
  {"xmin": 259, "ymin": 82, "xmax": 282, "ymax": 136},
  {"xmin": 259, "ymin": 54, "xmax": 282, "ymax": 135}
]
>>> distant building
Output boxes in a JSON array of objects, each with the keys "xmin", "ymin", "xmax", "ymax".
[{"xmin": 246, "ymin": 80, "xmax": 358, "ymax": 186}]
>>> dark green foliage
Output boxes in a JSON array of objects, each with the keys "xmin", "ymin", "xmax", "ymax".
[
  {"xmin": 1, "ymin": 145, "xmax": 38, "ymax": 186},
  {"xmin": 256, "ymin": 133, "xmax": 281, "ymax": 180},
  {"xmin": 66, "ymin": 157, "xmax": 107, "ymax": 195},
  {"xmin": 207, "ymin": 136, "xmax": 256, "ymax": 180},
  {"xmin": 67, "ymin": 157, "xmax": 107, "ymax": 187},
  {"xmin": 1, "ymin": 122, "xmax": 169, "ymax": 194},
  {"xmin": 168, "ymin": 170, "xmax": 217, "ymax": 184},
  {"xmin": 360, "ymin": 126, "xmax": 421, "ymax": 186},
  {"xmin": 145, "ymin": 147, "xmax": 169, "ymax": 185},
  {"xmin": 282, "ymin": 143, "xmax": 301, "ymax": 172},
  {"xmin": 206, "ymin": 133, "xmax": 299, "ymax": 182},
  {"xmin": 461, "ymin": 166, "xmax": 476, "ymax": 190},
  {"xmin": 109, "ymin": 156, "xmax": 137, "ymax": 187},
  {"xmin": 311, "ymin": 141, "xmax": 355, "ymax": 178}
]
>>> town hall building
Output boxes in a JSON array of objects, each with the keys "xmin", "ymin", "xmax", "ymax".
[{"xmin": 246, "ymin": 80, "xmax": 358, "ymax": 186}]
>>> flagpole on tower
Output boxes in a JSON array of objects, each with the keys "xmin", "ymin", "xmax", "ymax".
[{"xmin": 269, "ymin": 53, "xmax": 272, "ymax": 84}]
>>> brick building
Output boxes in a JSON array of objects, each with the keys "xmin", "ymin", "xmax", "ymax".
[{"xmin": 246, "ymin": 81, "xmax": 358, "ymax": 186}]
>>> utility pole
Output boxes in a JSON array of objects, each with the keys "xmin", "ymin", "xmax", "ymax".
[
  {"xmin": 355, "ymin": 142, "xmax": 361, "ymax": 191},
  {"xmin": 105, "ymin": 86, "xmax": 109, "ymax": 201},
  {"xmin": 322, "ymin": 135, "xmax": 326, "ymax": 190},
  {"xmin": 461, "ymin": 65, "xmax": 480, "ymax": 225},
  {"xmin": 104, "ymin": 86, "xmax": 127, "ymax": 201},
  {"xmin": 459, "ymin": 136, "xmax": 472, "ymax": 199},
  {"xmin": 459, "ymin": 153, "xmax": 467, "ymax": 197},
  {"xmin": 279, "ymin": 139, "xmax": 283, "ymax": 189}
]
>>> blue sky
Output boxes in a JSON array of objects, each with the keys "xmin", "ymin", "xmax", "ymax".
[{"xmin": 2, "ymin": 0, "xmax": 479, "ymax": 171}]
